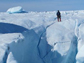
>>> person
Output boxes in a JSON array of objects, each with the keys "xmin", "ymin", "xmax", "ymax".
[{"xmin": 56, "ymin": 10, "xmax": 61, "ymax": 22}]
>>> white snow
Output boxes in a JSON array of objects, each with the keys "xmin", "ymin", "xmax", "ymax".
[
  {"xmin": 0, "ymin": 7, "xmax": 84, "ymax": 63},
  {"xmin": 7, "ymin": 52, "xmax": 17, "ymax": 63},
  {"xmin": 76, "ymin": 45, "xmax": 84, "ymax": 63}
]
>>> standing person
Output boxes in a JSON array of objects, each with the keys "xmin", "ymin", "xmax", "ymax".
[{"xmin": 56, "ymin": 10, "xmax": 61, "ymax": 22}]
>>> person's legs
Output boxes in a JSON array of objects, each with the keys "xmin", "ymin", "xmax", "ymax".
[
  {"xmin": 60, "ymin": 18, "xmax": 61, "ymax": 22},
  {"xmin": 57, "ymin": 17, "xmax": 59, "ymax": 22},
  {"xmin": 58, "ymin": 18, "xmax": 59, "ymax": 22}
]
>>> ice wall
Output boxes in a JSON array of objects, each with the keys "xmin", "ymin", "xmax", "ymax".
[{"xmin": 6, "ymin": 26, "xmax": 56, "ymax": 63}]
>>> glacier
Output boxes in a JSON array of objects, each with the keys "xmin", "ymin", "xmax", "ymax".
[{"xmin": 0, "ymin": 10, "xmax": 84, "ymax": 63}]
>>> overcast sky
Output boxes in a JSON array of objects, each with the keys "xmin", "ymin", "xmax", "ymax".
[{"xmin": 0, "ymin": 0, "xmax": 84, "ymax": 12}]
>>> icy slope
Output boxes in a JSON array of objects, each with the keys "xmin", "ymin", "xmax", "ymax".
[{"xmin": 0, "ymin": 10, "xmax": 84, "ymax": 63}]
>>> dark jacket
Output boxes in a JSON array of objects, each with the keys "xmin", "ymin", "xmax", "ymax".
[{"xmin": 57, "ymin": 11, "xmax": 61, "ymax": 18}]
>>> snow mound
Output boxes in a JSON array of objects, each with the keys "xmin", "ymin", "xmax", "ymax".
[{"xmin": 7, "ymin": 6, "xmax": 27, "ymax": 14}]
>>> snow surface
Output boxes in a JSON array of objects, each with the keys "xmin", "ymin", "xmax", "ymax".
[{"xmin": 0, "ymin": 9, "xmax": 84, "ymax": 63}]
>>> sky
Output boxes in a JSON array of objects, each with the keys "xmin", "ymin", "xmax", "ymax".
[{"xmin": 0, "ymin": 0, "xmax": 84, "ymax": 12}]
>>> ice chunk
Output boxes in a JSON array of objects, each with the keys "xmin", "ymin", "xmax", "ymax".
[{"xmin": 7, "ymin": 6, "xmax": 27, "ymax": 13}]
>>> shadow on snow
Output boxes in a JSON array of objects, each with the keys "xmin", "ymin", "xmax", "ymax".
[{"xmin": 0, "ymin": 22, "xmax": 27, "ymax": 34}]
